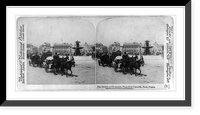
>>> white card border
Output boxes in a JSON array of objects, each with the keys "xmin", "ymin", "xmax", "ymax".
[{"xmin": 6, "ymin": 6, "xmax": 185, "ymax": 100}]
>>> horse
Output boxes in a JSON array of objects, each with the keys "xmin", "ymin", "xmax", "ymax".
[
  {"xmin": 100, "ymin": 53, "xmax": 113, "ymax": 67},
  {"xmin": 99, "ymin": 53, "xmax": 107, "ymax": 66},
  {"xmin": 29, "ymin": 54, "xmax": 40, "ymax": 67},
  {"xmin": 96, "ymin": 52, "xmax": 102, "ymax": 59},
  {"xmin": 132, "ymin": 59, "xmax": 143, "ymax": 76},
  {"xmin": 108, "ymin": 54, "xmax": 115, "ymax": 67},
  {"xmin": 52, "ymin": 58, "xmax": 62, "ymax": 75},
  {"xmin": 60, "ymin": 58, "xmax": 73, "ymax": 77},
  {"xmin": 121, "ymin": 57, "xmax": 130, "ymax": 74},
  {"xmin": 129, "ymin": 56, "xmax": 137, "ymax": 75},
  {"xmin": 36, "ymin": 54, "xmax": 46, "ymax": 68}
]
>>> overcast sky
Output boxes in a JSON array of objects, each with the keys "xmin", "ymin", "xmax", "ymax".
[
  {"xmin": 27, "ymin": 16, "xmax": 173, "ymax": 47},
  {"xmin": 96, "ymin": 16, "xmax": 173, "ymax": 46},
  {"xmin": 27, "ymin": 17, "xmax": 96, "ymax": 47}
]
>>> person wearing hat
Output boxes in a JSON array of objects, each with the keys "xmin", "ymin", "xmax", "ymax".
[
  {"xmin": 135, "ymin": 53, "xmax": 138, "ymax": 60},
  {"xmin": 53, "ymin": 52, "xmax": 59, "ymax": 61},
  {"xmin": 65, "ymin": 53, "xmax": 69, "ymax": 61},
  {"xmin": 122, "ymin": 52, "xmax": 128, "ymax": 60},
  {"xmin": 140, "ymin": 55, "xmax": 144, "ymax": 61}
]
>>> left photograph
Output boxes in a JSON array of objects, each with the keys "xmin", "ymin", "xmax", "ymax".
[{"xmin": 20, "ymin": 17, "xmax": 96, "ymax": 85}]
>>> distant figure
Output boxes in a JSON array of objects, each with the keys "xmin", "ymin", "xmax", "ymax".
[
  {"xmin": 140, "ymin": 55, "xmax": 145, "ymax": 66},
  {"xmin": 53, "ymin": 53, "xmax": 59, "ymax": 61},
  {"xmin": 35, "ymin": 53, "xmax": 39, "ymax": 60},
  {"xmin": 70, "ymin": 54, "xmax": 75, "ymax": 67},
  {"xmin": 140, "ymin": 55, "xmax": 144, "ymax": 61},
  {"xmin": 108, "ymin": 52, "xmax": 111, "ymax": 57},
  {"xmin": 122, "ymin": 52, "xmax": 128, "ymax": 60},
  {"xmin": 71, "ymin": 54, "xmax": 74, "ymax": 60},
  {"xmin": 135, "ymin": 54, "xmax": 138, "ymax": 60},
  {"xmin": 65, "ymin": 53, "xmax": 69, "ymax": 61}
]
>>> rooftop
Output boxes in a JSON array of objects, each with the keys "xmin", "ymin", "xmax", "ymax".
[{"xmin": 53, "ymin": 43, "xmax": 71, "ymax": 47}]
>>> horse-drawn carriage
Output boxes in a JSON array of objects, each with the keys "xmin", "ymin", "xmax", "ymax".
[
  {"xmin": 98, "ymin": 53, "xmax": 113, "ymax": 67},
  {"xmin": 29, "ymin": 54, "xmax": 44, "ymax": 67},
  {"xmin": 98, "ymin": 50, "xmax": 122, "ymax": 67},
  {"xmin": 98, "ymin": 54, "xmax": 108, "ymax": 66},
  {"xmin": 44, "ymin": 56, "xmax": 75, "ymax": 76},
  {"xmin": 29, "ymin": 51, "xmax": 52, "ymax": 67},
  {"xmin": 113, "ymin": 55, "xmax": 145, "ymax": 75}
]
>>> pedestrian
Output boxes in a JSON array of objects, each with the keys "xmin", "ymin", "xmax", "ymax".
[
  {"xmin": 53, "ymin": 53, "xmax": 59, "ymax": 61},
  {"xmin": 122, "ymin": 52, "xmax": 128, "ymax": 60}
]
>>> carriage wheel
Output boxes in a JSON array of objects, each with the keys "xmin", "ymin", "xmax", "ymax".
[
  {"xmin": 29, "ymin": 61, "xmax": 31, "ymax": 66},
  {"xmin": 98, "ymin": 60, "xmax": 101, "ymax": 66},
  {"xmin": 109, "ymin": 62, "xmax": 112, "ymax": 68},
  {"xmin": 45, "ymin": 66, "xmax": 49, "ymax": 73},
  {"xmin": 134, "ymin": 69, "xmax": 137, "ymax": 76},
  {"xmin": 130, "ymin": 68, "xmax": 134, "ymax": 75},
  {"xmin": 33, "ymin": 62, "xmax": 36, "ymax": 67},
  {"xmin": 45, "ymin": 68, "xmax": 49, "ymax": 73},
  {"xmin": 102, "ymin": 61, "xmax": 105, "ymax": 67},
  {"xmin": 53, "ymin": 68, "xmax": 57, "ymax": 75},
  {"xmin": 65, "ymin": 69, "xmax": 68, "ymax": 77},
  {"xmin": 114, "ymin": 66, "xmax": 118, "ymax": 72},
  {"xmin": 123, "ymin": 67, "xmax": 126, "ymax": 74},
  {"xmin": 60, "ymin": 68, "xmax": 64, "ymax": 76},
  {"xmin": 42, "ymin": 63, "xmax": 45, "ymax": 68}
]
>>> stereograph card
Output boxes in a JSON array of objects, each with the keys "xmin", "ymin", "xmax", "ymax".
[{"xmin": 17, "ymin": 16, "xmax": 174, "ymax": 91}]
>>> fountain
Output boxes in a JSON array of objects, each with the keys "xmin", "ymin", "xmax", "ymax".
[
  {"xmin": 142, "ymin": 40, "xmax": 153, "ymax": 55},
  {"xmin": 72, "ymin": 40, "xmax": 83, "ymax": 56}
]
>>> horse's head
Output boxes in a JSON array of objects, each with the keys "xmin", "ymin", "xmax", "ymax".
[{"xmin": 136, "ymin": 59, "xmax": 143, "ymax": 66}]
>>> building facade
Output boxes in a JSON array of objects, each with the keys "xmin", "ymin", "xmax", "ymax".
[
  {"xmin": 122, "ymin": 42, "xmax": 141, "ymax": 54},
  {"xmin": 53, "ymin": 43, "xmax": 71, "ymax": 55}
]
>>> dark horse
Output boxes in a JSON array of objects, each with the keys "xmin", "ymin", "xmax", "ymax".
[
  {"xmin": 122, "ymin": 55, "xmax": 143, "ymax": 76},
  {"xmin": 52, "ymin": 58, "xmax": 62, "ymax": 75},
  {"xmin": 99, "ymin": 53, "xmax": 112, "ymax": 67},
  {"xmin": 129, "ymin": 56, "xmax": 136, "ymax": 75},
  {"xmin": 37, "ymin": 54, "xmax": 46, "ymax": 68},
  {"xmin": 121, "ymin": 58, "xmax": 130, "ymax": 74},
  {"xmin": 60, "ymin": 58, "xmax": 73, "ymax": 77},
  {"xmin": 130, "ymin": 57, "xmax": 143, "ymax": 76},
  {"xmin": 29, "ymin": 54, "xmax": 40, "ymax": 67}
]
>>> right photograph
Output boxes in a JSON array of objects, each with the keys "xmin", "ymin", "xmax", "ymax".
[{"xmin": 95, "ymin": 16, "xmax": 173, "ymax": 84}]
